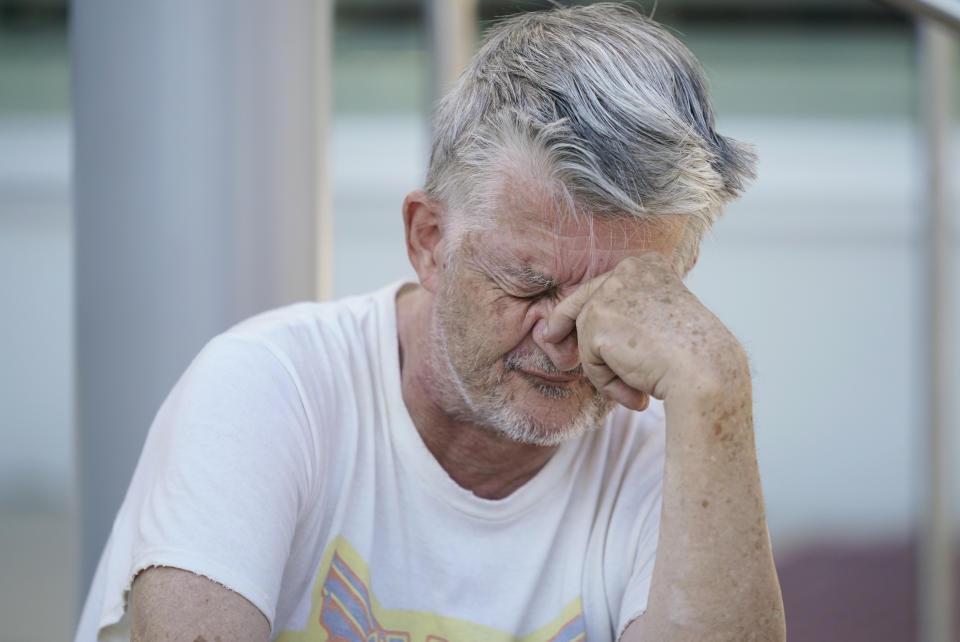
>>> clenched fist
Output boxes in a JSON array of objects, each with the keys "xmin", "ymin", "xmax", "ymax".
[{"xmin": 542, "ymin": 251, "xmax": 749, "ymax": 411}]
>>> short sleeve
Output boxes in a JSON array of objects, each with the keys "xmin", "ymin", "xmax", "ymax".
[{"xmin": 94, "ymin": 333, "xmax": 318, "ymax": 635}]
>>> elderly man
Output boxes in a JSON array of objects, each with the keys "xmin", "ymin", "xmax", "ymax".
[{"xmin": 77, "ymin": 4, "xmax": 785, "ymax": 641}]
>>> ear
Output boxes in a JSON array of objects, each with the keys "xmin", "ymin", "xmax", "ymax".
[
  {"xmin": 403, "ymin": 190, "xmax": 446, "ymax": 293},
  {"xmin": 677, "ymin": 246, "xmax": 700, "ymax": 281}
]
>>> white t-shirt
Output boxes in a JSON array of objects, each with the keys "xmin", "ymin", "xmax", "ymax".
[{"xmin": 76, "ymin": 282, "xmax": 666, "ymax": 642}]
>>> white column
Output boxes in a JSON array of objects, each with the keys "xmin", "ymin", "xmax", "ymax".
[
  {"xmin": 917, "ymin": 16, "xmax": 957, "ymax": 642},
  {"xmin": 315, "ymin": 0, "xmax": 334, "ymax": 302},
  {"xmin": 73, "ymin": 0, "xmax": 332, "ymax": 597},
  {"xmin": 428, "ymin": 0, "xmax": 477, "ymax": 110}
]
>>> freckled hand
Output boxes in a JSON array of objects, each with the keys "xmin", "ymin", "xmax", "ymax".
[{"xmin": 542, "ymin": 264, "xmax": 653, "ymax": 412}]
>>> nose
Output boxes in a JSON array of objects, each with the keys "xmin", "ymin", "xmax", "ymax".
[{"xmin": 532, "ymin": 314, "xmax": 579, "ymax": 372}]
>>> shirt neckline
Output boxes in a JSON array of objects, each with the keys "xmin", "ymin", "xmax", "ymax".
[{"xmin": 374, "ymin": 281, "xmax": 582, "ymax": 522}]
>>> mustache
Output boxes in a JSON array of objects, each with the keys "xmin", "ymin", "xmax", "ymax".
[{"xmin": 504, "ymin": 350, "xmax": 583, "ymax": 377}]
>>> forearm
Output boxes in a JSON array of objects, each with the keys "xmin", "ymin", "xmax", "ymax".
[
  {"xmin": 542, "ymin": 253, "xmax": 786, "ymax": 639},
  {"xmin": 638, "ymin": 365, "xmax": 785, "ymax": 640}
]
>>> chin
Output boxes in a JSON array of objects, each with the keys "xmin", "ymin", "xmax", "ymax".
[
  {"xmin": 481, "ymin": 384, "xmax": 616, "ymax": 447},
  {"xmin": 487, "ymin": 411, "xmax": 604, "ymax": 447}
]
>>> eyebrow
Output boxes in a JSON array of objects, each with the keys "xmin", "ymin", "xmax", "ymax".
[{"xmin": 500, "ymin": 263, "xmax": 559, "ymax": 290}]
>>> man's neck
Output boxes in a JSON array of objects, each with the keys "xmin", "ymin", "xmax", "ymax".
[{"xmin": 395, "ymin": 285, "xmax": 557, "ymax": 500}]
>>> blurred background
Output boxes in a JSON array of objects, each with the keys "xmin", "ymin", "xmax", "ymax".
[{"xmin": 1, "ymin": 0, "xmax": 958, "ymax": 640}]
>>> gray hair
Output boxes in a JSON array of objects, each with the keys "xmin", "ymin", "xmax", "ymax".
[{"xmin": 424, "ymin": 2, "xmax": 756, "ymax": 274}]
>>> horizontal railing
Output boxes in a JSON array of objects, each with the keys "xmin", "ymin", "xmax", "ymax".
[{"xmin": 881, "ymin": 0, "xmax": 960, "ymax": 30}]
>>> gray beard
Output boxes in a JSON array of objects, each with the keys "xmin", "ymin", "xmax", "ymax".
[{"xmin": 428, "ymin": 304, "xmax": 615, "ymax": 447}]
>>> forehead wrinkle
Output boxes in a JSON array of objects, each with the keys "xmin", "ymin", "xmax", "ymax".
[
  {"xmin": 488, "ymin": 226, "xmax": 614, "ymax": 289},
  {"xmin": 477, "ymin": 172, "xmax": 685, "ymax": 287}
]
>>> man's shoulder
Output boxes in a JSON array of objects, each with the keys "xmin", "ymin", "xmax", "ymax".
[{"xmin": 218, "ymin": 282, "xmax": 405, "ymax": 360}]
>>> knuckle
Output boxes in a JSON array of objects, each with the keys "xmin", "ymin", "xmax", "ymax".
[
  {"xmin": 611, "ymin": 259, "xmax": 632, "ymax": 277},
  {"xmin": 578, "ymin": 299, "xmax": 601, "ymax": 328},
  {"xmin": 603, "ymin": 272, "xmax": 624, "ymax": 293}
]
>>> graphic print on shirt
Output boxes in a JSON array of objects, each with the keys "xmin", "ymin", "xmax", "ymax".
[{"xmin": 275, "ymin": 535, "xmax": 586, "ymax": 642}]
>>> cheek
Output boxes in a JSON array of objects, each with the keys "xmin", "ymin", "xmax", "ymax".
[
  {"xmin": 444, "ymin": 295, "xmax": 505, "ymax": 351},
  {"xmin": 447, "ymin": 274, "xmax": 538, "ymax": 355},
  {"xmin": 495, "ymin": 297, "xmax": 543, "ymax": 349},
  {"xmin": 490, "ymin": 293, "xmax": 522, "ymax": 323}
]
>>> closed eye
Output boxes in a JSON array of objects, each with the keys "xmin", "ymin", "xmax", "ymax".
[{"xmin": 512, "ymin": 288, "xmax": 556, "ymax": 301}]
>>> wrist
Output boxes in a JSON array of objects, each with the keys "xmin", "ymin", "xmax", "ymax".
[{"xmin": 665, "ymin": 342, "xmax": 750, "ymax": 403}]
